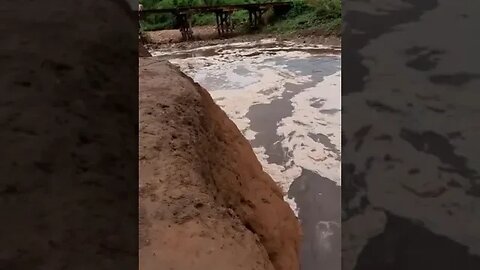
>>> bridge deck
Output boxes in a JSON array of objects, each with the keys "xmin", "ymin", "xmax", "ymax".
[{"xmin": 140, "ymin": 2, "xmax": 292, "ymax": 15}]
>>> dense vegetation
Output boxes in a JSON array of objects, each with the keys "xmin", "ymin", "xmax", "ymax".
[{"xmin": 139, "ymin": 0, "xmax": 341, "ymax": 36}]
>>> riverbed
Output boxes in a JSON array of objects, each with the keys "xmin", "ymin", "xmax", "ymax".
[{"xmin": 150, "ymin": 38, "xmax": 341, "ymax": 270}]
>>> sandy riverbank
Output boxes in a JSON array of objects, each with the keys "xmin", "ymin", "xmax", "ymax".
[{"xmin": 139, "ymin": 59, "xmax": 301, "ymax": 270}]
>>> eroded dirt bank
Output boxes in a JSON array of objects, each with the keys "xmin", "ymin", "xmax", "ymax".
[{"xmin": 139, "ymin": 59, "xmax": 301, "ymax": 270}]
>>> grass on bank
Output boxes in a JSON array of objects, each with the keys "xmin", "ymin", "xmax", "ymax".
[{"xmin": 139, "ymin": 0, "xmax": 341, "ymax": 36}]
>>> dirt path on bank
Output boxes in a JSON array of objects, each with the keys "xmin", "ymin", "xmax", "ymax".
[{"xmin": 139, "ymin": 59, "xmax": 301, "ymax": 270}]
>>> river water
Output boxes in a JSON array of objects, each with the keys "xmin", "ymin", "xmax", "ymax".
[{"xmin": 151, "ymin": 39, "xmax": 341, "ymax": 270}]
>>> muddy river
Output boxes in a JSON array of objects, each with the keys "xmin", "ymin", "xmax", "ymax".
[{"xmin": 151, "ymin": 39, "xmax": 341, "ymax": 270}]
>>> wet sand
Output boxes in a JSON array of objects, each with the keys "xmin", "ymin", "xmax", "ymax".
[{"xmin": 150, "ymin": 39, "xmax": 341, "ymax": 270}]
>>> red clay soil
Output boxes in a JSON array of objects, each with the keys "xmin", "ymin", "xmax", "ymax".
[{"xmin": 139, "ymin": 59, "xmax": 301, "ymax": 270}]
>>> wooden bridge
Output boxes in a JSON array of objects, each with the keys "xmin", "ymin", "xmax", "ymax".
[{"xmin": 139, "ymin": 2, "xmax": 292, "ymax": 40}]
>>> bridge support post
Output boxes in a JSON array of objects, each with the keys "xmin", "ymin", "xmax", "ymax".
[
  {"xmin": 215, "ymin": 11, "xmax": 221, "ymax": 35},
  {"xmin": 215, "ymin": 10, "xmax": 234, "ymax": 37},
  {"xmin": 248, "ymin": 10, "xmax": 253, "ymax": 27},
  {"xmin": 247, "ymin": 8, "xmax": 265, "ymax": 30},
  {"xmin": 177, "ymin": 12, "xmax": 193, "ymax": 41}
]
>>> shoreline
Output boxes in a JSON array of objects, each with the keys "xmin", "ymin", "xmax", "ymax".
[
  {"xmin": 142, "ymin": 26, "xmax": 341, "ymax": 51},
  {"xmin": 149, "ymin": 41, "xmax": 342, "ymax": 269}
]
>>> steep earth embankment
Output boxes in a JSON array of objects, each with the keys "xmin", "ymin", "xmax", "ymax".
[{"xmin": 139, "ymin": 59, "xmax": 301, "ymax": 270}]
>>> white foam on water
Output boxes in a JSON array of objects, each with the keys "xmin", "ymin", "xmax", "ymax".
[
  {"xmin": 150, "ymin": 38, "xmax": 340, "ymax": 58},
  {"xmin": 253, "ymin": 146, "xmax": 302, "ymax": 215},
  {"xmin": 170, "ymin": 50, "xmax": 312, "ymax": 139},
  {"xmin": 277, "ymin": 71, "xmax": 342, "ymax": 185},
  {"xmin": 158, "ymin": 44, "xmax": 341, "ymax": 215}
]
